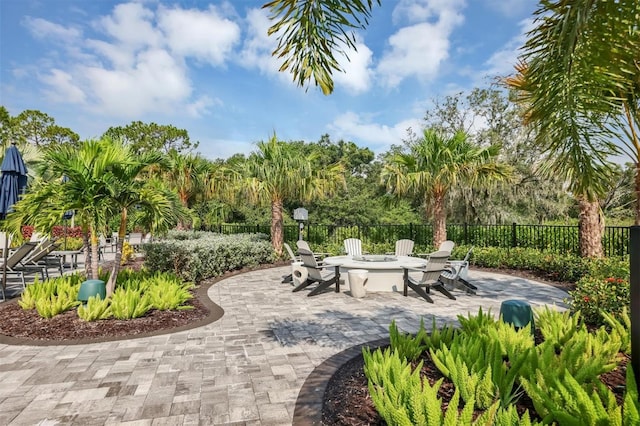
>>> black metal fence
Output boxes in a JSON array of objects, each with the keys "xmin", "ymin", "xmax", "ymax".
[{"xmin": 211, "ymin": 223, "xmax": 630, "ymax": 257}]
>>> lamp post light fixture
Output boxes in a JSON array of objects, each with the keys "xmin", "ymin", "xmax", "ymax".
[{"xmin": 293, "ymin": 207, "xmax": 308, "ymax": 241}]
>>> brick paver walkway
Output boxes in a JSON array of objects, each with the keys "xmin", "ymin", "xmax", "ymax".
[{"xmin": 0, "ymin": 266, "xmax": 568, "ymax": 425}]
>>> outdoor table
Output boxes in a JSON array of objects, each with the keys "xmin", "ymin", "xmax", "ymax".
[{"xmin": 323, "ymin": 255, "xmax": 427, "ymax": 292}]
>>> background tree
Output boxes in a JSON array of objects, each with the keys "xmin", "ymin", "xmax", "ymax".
[
  {"xmin": 103, "ymin": 121, "xmax": 197, "ymax": 154},
  {"xmin": 503, "ymin": 0, "xmax": 638, "ymax": 256},
  {"xmin": 423, "ymin": 88, "xmax": 572, "ymax": 224},
  {"xmin": 226, "ymin": 134, "xmax": 345, "ymax": 254},
  {"xmin": 382, "ymin": 128, "xmax": 512, "ymax": 247},
  {"xmin": 156, "ymin": 150, "xmax": 213, "ymax": 230},
  {"xmin": 0, "ymin": 108, "xmax": 79, "ymax": 149}
]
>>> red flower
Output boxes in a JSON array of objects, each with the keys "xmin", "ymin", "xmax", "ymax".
[{"xmin": 583, "ymin": 296, "xmax": 590, "ymax": 302}]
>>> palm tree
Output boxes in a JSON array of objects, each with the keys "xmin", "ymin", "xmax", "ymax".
[
  {"xmin": 159, "ymin": 150, "xmax": 212, "ymax": 230},
  {"xmin": 382, "ymin": 128, "xmax": 512, "ymax": 248},
  {"xmin": 504, "ymin": 0, "xmax": 639, "ymax": 255},
  {"xmin": 227, "ymin": 133, "xmax": 344, "ymax": 255},
  {"xmin": 7, "ymin": 140, "xmax": 119, "ymax": 279},
  {"xmin": 263, "ymin": 0, "xmax": 380, "ymax": 94},
  {"xmin": 102, "ymin": 142, "xmax": 184, "ymax": 296}
]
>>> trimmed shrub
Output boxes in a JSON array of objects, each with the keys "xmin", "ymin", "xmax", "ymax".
[{"xmin": 143, "ymin": 231, "xmax": 276, "ymax": 282}]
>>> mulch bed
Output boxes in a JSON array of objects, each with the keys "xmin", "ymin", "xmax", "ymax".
[
  {"xmin": 322, "ymin": 346, "xmax": 629, "ymax": 425},
  {"xmin": 0, "ymin": 258, "xmax": 290, "ymax": 344}
]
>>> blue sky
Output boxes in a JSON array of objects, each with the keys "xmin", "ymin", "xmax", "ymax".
[{"xmin": 1, "ymin": 0, "xmax": 537, "ymax": 160}]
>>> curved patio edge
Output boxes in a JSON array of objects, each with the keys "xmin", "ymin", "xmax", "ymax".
[
  {"xmin": 293, "ymin": 337, "xmax": 390, "ymax": 425},
  {"xmin": 0, "ymin": 270, "xmax": 228, "ymax": 347}
]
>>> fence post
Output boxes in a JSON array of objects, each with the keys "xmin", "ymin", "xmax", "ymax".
[
  {"xmin": 464, "ymin": 223, "xmax": 468, "ymax": 244},
  {"xmin": 630, "ymin": 226, "xmax": 640, "ymax": 393},
  {"xmin": 511, "ymin": 222, "xmax": 517, "ymax": 248},
  {"xmin": 410, "ymin": 223, "xmax": 414, "ymax": 240}
]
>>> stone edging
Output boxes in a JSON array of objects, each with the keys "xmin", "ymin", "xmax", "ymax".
[{"xmin": 292, "ymin": 337, "xmax": 390, "ymax": 425}]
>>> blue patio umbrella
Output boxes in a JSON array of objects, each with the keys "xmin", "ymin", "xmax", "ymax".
[
  {"xmin": 0, "ymin": 142, "xmax": 28, "ymax": 294},
  {"xmin": 0, "ymin": 142, "xmax": 28, "ymax": 219}
]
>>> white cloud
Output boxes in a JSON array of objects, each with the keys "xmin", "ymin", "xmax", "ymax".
[
  {"xmin": 40, "ymin": 69, "xmax": 86, "ymax": 103},
  {"xmin": 392, "ymin": 0, "xmax": 466, "ymax": 25},
  {"xmin": 197, "ymin": 137, "xmax": 255, "ymax": 160},
  {"xmin": 334, "ymin": 36, "xmax": 374, "ymax": 94},
  {"xmin": 22, "ymin": 16, "xmax": 81, "ymax": 42},
  {"xmin": 26, "ymin": 2, "xmax": 247, "ymax": 120},
  {"xmin": 95, "ymin": 2, "xmax": 161, "ymax": 50},
  {"xmin": 186, "ymin": 96, "xmax": 218, "ymax": 118},
  {"xmin": 377, "ymin": 0, "xmax": 465, "ymax": 88},
  {"xmin": 328, "ymin": 111, "xmax": 422, "ymax": 154},
  {"xmin": 80, "ymin": 48, "xmax": 191, "ymax": 117},
  {"xmin": 237, "ymin": 8, "xmax": 280, "ymax": 75},
  {"xmin": 158, "ymin": 5, "xmax": 240, "ymax": 66}
]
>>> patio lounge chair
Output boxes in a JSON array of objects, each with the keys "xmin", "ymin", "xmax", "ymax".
[
  {"xmin": 391, "ymin": 239, "xmax": 414, "ymax": 256},
  {"xmin": 438, "ymin": 240, "xmax": 455, "ymax": 254},
  {"xmin": 128, "ymin": 232, "xmax": 143, "ymax": 251},
  {"xmin": 0, "ymin": 241, "xmax": 38, "ymax": 300},
  {"xmin": 441, "ymin": 246, "xmax": 476, "ymax": 294},
  {"xmin": 292, "ymin": 248, "xmax": 341, "ymax": 297},
  {"xmin": 402, "ymin": 251, "xmax": 456, "ymax": 303},
  {"xmin": 296, "ymin": 240, "xmax": 330, "ymax": 260},
  {"xmin": 19, "ymin": 238, "xmax": 61, "ymax": 280},
  {"xmin": 281, "ymin": 242, "xmax": 300, "ymax": 283},
  {"xmin": 344, "ymin": 238, "xmax": 363, "ymax": 256}
]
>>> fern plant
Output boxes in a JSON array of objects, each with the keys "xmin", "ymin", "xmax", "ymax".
[
  {"xmin": 363, "ymin": 346, "xmax": 475, "ymax": 425},
  {"xmin": 522, "ymin": 327, "xmax": 621, "ymax": 386},
  {"xmin": 388, "ymin": 319, "xmax": 427, "ymax": 362},
  {"xmin": 146, "ymin": 279, "xmax": 194, "ymax": 310},
  {"xmin": 422, "ymin": 317, "xmax": 457, "ymax": 351},
  {"xmin": 34, "ymin": 293, "xmax": 79, "ymax": 318},
  {"xmin": 77, "ymin": 295, "xmax": 112, "ymax": 321},
  {"xmin": 18, "ymin": 277, "xmax": 56, "ymax": 309},
  {"xmin": 458, "ymin": 307, "xmax": 496, "ymax": 334},
  {"xmin": 536, "ymin": 306, "xmax": 585, "ymax": 352},
  {"xmin": 109, "ymin": 288, "xmax": 152, "ymax": 319},
  {"xmin": 623, "ymin": 365, "xmax": 639, "ymax": 425},
  {"xmin": 602, "ymin": 307, "xmax": 631, "ymax": 355},
  {"xmin": 520, "ymin": 369, "xmax": 622, "ymax": 425}
]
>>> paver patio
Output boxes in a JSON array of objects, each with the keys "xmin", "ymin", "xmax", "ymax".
[{"xmin": 0, "ymin": 265, "xmax": 569, "ymax": 425}]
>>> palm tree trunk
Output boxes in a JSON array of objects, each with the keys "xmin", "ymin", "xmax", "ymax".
[
  {"xmin": 271, "ymin": 199, "xmax": 283, "ymax": 255},
  {"xmin": 90, "ymin": 229, "xmax": 100, "ymax": 280},
  {"xmin": 106, "ymin": 208, "xmax": 128, "ymax": 296},
  {"xmin": 578, "ymin": 198, "xmax": 603, "ymax": 258},
  {"xmin": 432, "ymin": 193, "xmax": 447, "ymax": 249},
  {"xmin": 177, "ymin": 194, "xmax": 190, "ymax": 230},
  {"xmin": 81, "ymin": 229, "xmax": 92, "ymax": 279}
]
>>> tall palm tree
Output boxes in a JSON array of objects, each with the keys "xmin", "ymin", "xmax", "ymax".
[
  {"xmin": 170, "ymin": 151, "xmax": 212, "ymax": 229},
  {"xmin": 382, "ymin": 128, "xmax": 512, "ymax": 248},
  {"xmin": 7, "ymin": 140, "xmax": 120, "ymax": 279},
  {"xmin": 227, "ymin": 134, "xmax": 344, "ymax": 255},
  {"xmin": 103, "ymin": 142, "xmax": 183, "ymax": 296},
  {"xmin": 504, "ymin": 0, "xmax": 639, "ymax": 255}
]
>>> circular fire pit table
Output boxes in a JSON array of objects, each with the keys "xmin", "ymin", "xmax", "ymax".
[{"xmin": 323, "ymin": 255, "xmax": 427, "ymax": 293}]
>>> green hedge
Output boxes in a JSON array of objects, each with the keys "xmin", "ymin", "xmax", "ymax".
[{"xmin": 143, "ymin": 231, "xmax": 276, "ymax": 283}]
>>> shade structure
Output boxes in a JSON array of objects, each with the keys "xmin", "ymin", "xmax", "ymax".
[{"xmin": 0, "ymin": 142, "xmax": 27, "ymax": 296}]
